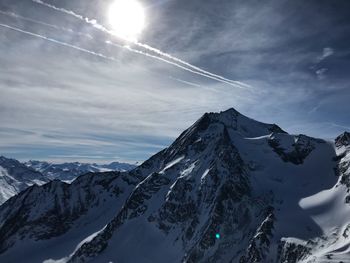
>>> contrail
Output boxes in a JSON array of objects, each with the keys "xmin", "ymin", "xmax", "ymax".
[
  {"xmin": 0, "ymin": 21, "xmax": 240, "ymax": 86},
  {"xmin": 31, "ymin": 0, "xmax": 250, "ymax": 89},
  {"xmin": 169, "ymin": 76, "xmax": 202, "ymax": 88},
  {"xmin": 0, "ymin": 10, "xmax": 92, "ymax": 39},
  {"xmin": 31, "ymin": 0, "xmax": 113, "ymax": 33},
  {"xmin": 106, "ymin": 41, "xmax": 243, "ymax": 87},
  {"xmin": 0, "ymin": 9, "xmax": 245, "ymax": 87},
  {"xmin": 133, "ymin": 42, "xmax": 252, "ymax": 89},
  {"xmin": 0, "ymin": 23, "xmax": 117, "ymax": 62}
]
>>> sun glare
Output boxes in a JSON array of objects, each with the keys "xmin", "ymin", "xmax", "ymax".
[{"xmin": 108, "ymin": 0, "xmax": 146, "ymax": 41}]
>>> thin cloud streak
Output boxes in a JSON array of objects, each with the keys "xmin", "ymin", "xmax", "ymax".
[
  {"xmin": 169, "ymin": 76, "xmax": 202, "ymax": 88},
  {"xmin": 31, "ymin": 0, "xmax": 250, "ymax": 89},
  {"xmin": 0, "ymin": 23, "xmax": 119, "ymax": 62},
  {"xmin": 107, "ymin": 41, "xmax": 244, "ymax": 87},
  {"xmin": 133, "ymin": 41, "xmax": 252, "ymax": 89},
  {"xmin": 0, "ymin": 10, "xmax": 93, "ymax": 39}
]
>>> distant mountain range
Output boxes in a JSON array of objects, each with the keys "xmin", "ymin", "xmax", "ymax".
[
  {"xmin": 25, "ymin": 160, "xmax": 137, "ymax": 182},
  {"xmin": 0, "ymin": 108, "xmax": 349, "ymax": 262},
  {"xmin": 0, "ymin": 157, "xmax": 136, "ymax": 205}
]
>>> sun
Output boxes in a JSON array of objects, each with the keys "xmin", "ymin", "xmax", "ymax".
[{"xmin": 108, "ymin": 0, "xmax": 146, "ymax": 41}]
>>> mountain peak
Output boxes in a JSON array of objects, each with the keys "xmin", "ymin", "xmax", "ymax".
[
  {"xmin": 205, "ymin": 107, "xmax": 240, "ymax": 119},
  {"xmin": 217, "ymin": 107, "xmax": 241, "ymax": 116},
  {"xmin": 199, "ymin": 108, "xmax": 287, "ymax": 138}
]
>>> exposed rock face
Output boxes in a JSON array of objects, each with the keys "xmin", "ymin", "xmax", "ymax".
[
  {"xmin": 277, "ymin": 239, "xmax": 311, "ymax": 263},
  {"xmin": 268, "ymin": 134, "xmax": 324, "ymax": 165},
  {"xmin": 335, "ymin": 132, "xmax": 350, "ymax": 147},
  {"xmin": 335, "ymin": 132, "xmax": 350, "ymax": 197},
  {"xmin": 0, "ymin": 108, "xmax": 349, "ymax": 263},
  {"xmin": 239, "ymin": 207, "xmax": 275, "ymax": 263}
]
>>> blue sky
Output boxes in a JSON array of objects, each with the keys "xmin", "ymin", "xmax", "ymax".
[{"xmin": 0, "ymin": 0, "xmax": 349, "ymax": 163}]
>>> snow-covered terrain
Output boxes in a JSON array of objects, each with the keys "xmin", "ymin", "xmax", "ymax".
[
  {"xmin": 0, "ymin": 157, "xmax": 136, "ymax": 205},
  {"xmin": 0, "ymin": 156, "xmax": 49, "ymax": 205},
  {"xmin": 26, "ymin": 160, "xmax": 137, "ymax": 182},
  {"xmin": 0, "ymin": 108, "xmax": 350, "ymax": 263}
]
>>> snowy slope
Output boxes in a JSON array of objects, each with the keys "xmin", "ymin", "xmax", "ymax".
[
  {"xmin": 26, "ymin": 160, "xmax": 136, "ymax": 182},
  {"xmin": 0, "ymin": 156, "xmax": 49, "ymax": 205},
  {"xmin": 0, "ymin": 109, "xmax": 349, "ymax": 263}
]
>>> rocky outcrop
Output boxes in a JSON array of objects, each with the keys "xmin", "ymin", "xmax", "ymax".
[
  {"xmin": 277, "ymin": 239, "xmax": 311, "ymax": 263},
  {"xmin": 268, "ymin": 134, "xmax": 323, "ymax": 165},
  {"xmin": 335, "ymin": 132, "xmax": 350, "ymax": 147},
  {"xmin": 239, "ymin": 207, "xmax": 275, "ymax": 263}
]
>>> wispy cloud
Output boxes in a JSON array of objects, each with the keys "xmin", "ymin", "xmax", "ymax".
[
  {"xmin": 0, "ymin": 32, "xmax": 249, "ymax": 162},
  {"xmin": 1, "ymin": 0, "xmax": 349, "ymax": 162},
  {"xmin": 317, "ymin": 47, "xmax": 334, "ymax": 62},
  {"xmin": 315, "ymin": 68, "xmax": 328, "ymax": 80},
  {"xmin": 312, "ymin": 47, "xmax": 335, "ymax": 79}
]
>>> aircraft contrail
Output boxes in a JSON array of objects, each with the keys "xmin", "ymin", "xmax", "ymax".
[
  {"xmin": 31, "ymin": 0, "xmax": 250, "ymax": 89},
  {"xmin": 0, "ymin": 10, "xmax": 93, "ymax": 39},
  {"xmin": 131, "ymin": 41, "xmax": 252, "ymax": 89},
  {"xmin": 0, "ymin": 20, "xmax": 238, "ymax": 86},
  {"xmin": 106, "ymin": 41, "xmax": 240, "ymax": 87},
  {"xmin": 0, "ymin": 8, "xmax": 244, "ymax": 87},
  {"xmin": 0, "ymin": 23, "xmax": 117, "ymax": 62}
]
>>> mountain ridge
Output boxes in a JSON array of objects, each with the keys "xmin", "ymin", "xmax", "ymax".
[
  {"xmin": 0, "ymin": 108, "xmax": 349, "ymax": 263},
  {"xmin": 0, "ymin": 156, "xmax": 137, "ymax": 205},
  {"xmin": 25, "ymin": 160, "xmax": 137, "ymax": 182}
]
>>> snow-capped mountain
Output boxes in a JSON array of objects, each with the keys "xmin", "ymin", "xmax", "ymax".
[
  {"xmin": 25, "ymin": 160, "xmax": 137, "ymax": 182},
  {"xmin": 0, "ymin": 157, "xmax": 136, "ymax": 205},
  {"xmin": 0, "ymin": 156, "xmax": 49, "ymax": 205},
  {"xmin": 0, "ymin": 108, "xmax": 350, "ymax": 263}
]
